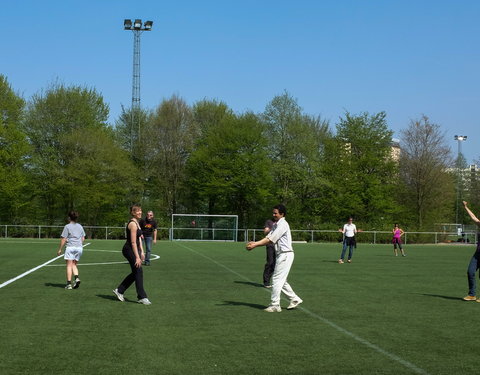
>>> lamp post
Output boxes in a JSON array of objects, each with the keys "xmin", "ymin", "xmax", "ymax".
[
  {"xmin": 123, "ymin": 19, "xmax": 153, "ymax": 149},
  {"xmin": 454, "ymin": 135, "xmax": 467, "ymax": 226}
]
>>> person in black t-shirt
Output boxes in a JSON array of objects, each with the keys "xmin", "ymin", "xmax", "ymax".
[
  {"xmin": 263, "ymin": 218, "xmax": 276, "ymax": 288},
  {"xmin": 139, "ymin": 211, "xmax": 157, "ymax": 266}
]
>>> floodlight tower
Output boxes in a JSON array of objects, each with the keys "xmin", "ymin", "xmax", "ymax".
[
  {"xmin": 123, "ymin": 19, "xmax": 153, "ymax": 145},
  {"xmin": 454, "ymin": 135, "xmax": 467, "ymax": 225}
]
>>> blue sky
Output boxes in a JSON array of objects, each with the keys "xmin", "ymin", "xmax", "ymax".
[{"xmin": 2, "ymin": 0, "xmax": 480, "ymax": 162}]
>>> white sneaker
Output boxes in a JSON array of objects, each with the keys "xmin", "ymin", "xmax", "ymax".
[
  {"xmin": 73, "ymin": 279, "xmax": 81, "ymax": 289},
  {"xmin": 138, "ymin": 298, "xmax": 152, "ymax": 305},
  {"xmin": 113, "ymin": 289, "xmax": 124, "ymax": 302},
  {"xmin": 264, "ymin": 305, "xmax": 281, "ymax": 312},
  {"xmin": 65, "ymin": 284, "xmax": 72, "ymax": 290},
  {"xmin": 287, "ymin": 298, "xmax": 303, "ymax": 310}
]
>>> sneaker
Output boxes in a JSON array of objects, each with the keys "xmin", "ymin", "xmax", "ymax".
[
  {"xmin": 138, "ymin": 298, "xmax": 152, "ymax": 305},
  {"xmin": 463, "ymin": 295, "xmax": 476, "ymax": 301},
  {"xmin": 264, "ymin": 305, "xmax": 281, "ymax": 312},
  {"xmin": 65, "ymin": 284, "xmax": 72, "ymax": 290},
  {"xmin": 347, "ymin": 259, "xmax": 352, "ymax": 263},
  {"xmin": 287, "ymin": 298, "xmax": 303, "ymax": 310},
  {"xmin": 264, "ymin": 285, "xmax": 272, "ymax": 289},
  {"xmin": 113, "ymin": 289, "xmax": 125, "ymax": 302},
  {"xmin": 73, "ymin": 279, "xmax": 81, "ymax": 289},
  {"xmin": 338, "ymin": 259, "xmax": 344, "ymax": 264}
]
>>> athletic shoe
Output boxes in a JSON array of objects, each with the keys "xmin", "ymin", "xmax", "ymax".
[
  {"xmin": 138, "ymin": 298, "xmax": 152, "ymax": 305},
  {"xmin": 113, "ymin": 289, "xmax": 125, "ymax": 302},
  {"xmin": 65, "ymin": 284, "xmax": 72, "ymax": 290},
  {"xmin": 287, "ymin": 298, "xmax": 303, "ymax": 310},
  {"xmin": 463, "ymin": 295, "xmax": 476, "ymax": 301},
  {"xmin": 338, "ymin": 259, "xmax": 344, "ymax": 264},
  {"xmin": 264, "ymin": 285, "xmax": 272, "ymax": 289},
  {"xmin": 347, "ymin": 259, "xmax": 352, "ymax": 263},
  {"xmin": 264, "ymin": 305, "xmax": 281, "ymax": 312},
  {"xmin": 73, "ymin": 279, "xmax": 81, "ymax": 289}
]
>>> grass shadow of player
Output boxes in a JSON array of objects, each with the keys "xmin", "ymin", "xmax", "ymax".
[
  {"xmin": 321, "ymin": 260, "xmax": 344, "ymax": 263},
  {"xmin": 218, "ymin": 301, "xmax": 266, "ymax": 310},
  {"xmin": 420, "ymin": 293, "xmax": 463, "ymax": 301},
  {"xmin": 97, "ymin": 294, "xmax": 138, "ymax": 303},
  {"xmin": 234, "ymin": 281, "xmax": 265, "ymax": 288},
  {"xmin": 44, "ymin": 282, "xmax": 66, "ymax": 288}
]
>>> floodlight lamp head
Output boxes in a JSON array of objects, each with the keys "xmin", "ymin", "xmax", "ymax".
[
  {"xmin": 144, "ymin": 20, "xmax": 153, "ymax": 30},
  {"xmin": 124, "ymin": 19, "xmax": 132, "ymax": 30},
  {"xmin": 134, "ymin": 19, "xmax": 142, "ymax": 30}
]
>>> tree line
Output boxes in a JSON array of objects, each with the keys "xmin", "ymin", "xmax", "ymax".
[{"xmin": 1, "ymin": 75, "xmax": 473, "ymax": 231}]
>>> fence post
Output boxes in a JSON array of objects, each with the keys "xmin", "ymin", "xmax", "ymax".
[
  {"xmin": 5, "ymin": 225, "xmax": 7, "ymax": 238},
  {"xmin": 311, "ymin": 230, "xmax": 314, "ymax": 243},
  {"xmin": 374, "ymin": 231, "xmax": 376, "ymax": 244},
  {"xmin": 38, "ymin": 225, "xmax": 41, "ymax": 239},
  {"xmin": 105, "ymin": 227, "xmax": 108, "ymax": 240},
  {"xmin": 435, "ymin": 232, "xmax": 437, "ymax": 244},
  {"xmin": 405, "ymin": 232, "xmax": 407, "ymax": 245}
]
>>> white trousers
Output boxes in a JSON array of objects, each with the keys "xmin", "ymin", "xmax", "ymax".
[{"xmin": 270, "ymin": 251, "xmax": 299, "ymax": 306}]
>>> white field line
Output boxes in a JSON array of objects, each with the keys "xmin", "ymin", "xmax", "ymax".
[
  {"xmin": 0, "ymin": 254, "xmax": 63, "ymax": 289},
  {"xmin": 176, "ymin": 242, "xmax": 430, "ymax": 375}
]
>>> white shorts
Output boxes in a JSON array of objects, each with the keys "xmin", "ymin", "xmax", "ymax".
[{"xmin": 64, "ymin": 246, "xmax": 83, "ymax": 261}]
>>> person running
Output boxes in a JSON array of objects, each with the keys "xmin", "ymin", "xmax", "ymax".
[
  {"xmin": 338, "ymin": 217, "xmax": 357, "ymax": 264},
  {"xmin": 462, "ymin": 201, "xmax": 480, "ymax": 302},
  {"xmin": 392, "ymin": 223, "xmax": 406, "ymax": 257},
  {"xmin": 113, "ymin": 205, "xmax": 151, "ymax": 305},
  {"xmin": 57, "ymin": 211, "xmax": 85, "ymax": 290},
  {"xmin": 246, "ymin": 204, "xmax": 302, "ymax": 312}
]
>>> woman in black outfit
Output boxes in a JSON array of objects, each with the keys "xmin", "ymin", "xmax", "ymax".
[{"xmin": 113, "ymin": 205, "xmax": 151, "ymax": 305}]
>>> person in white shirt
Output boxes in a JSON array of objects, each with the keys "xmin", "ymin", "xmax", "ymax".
[
  {"xmin": 338, "ymin": 217, "xmax": 357, "ymax": 264},
  {"xmin": 246, "ymin": 204, "xmax": 302, "ymax": 312}
]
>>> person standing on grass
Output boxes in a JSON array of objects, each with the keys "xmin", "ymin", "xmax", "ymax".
[
  {"xmin": 462, "ymin": 201, "xmax": 480, "ymax": 302},
  {"xmin": 113, "ymin": 205, "xmax": 152, "ymax": 305},
  {"xmin": 139, "ymin": 210, "xmax": 157, "ymax": 266},
  {"xmin": 338, "ymin": 217, "xmax": 357, "ymax": 264},
  {"xmin": 57, "ymin": 211, "xmax": 85, "ymax": 290},
  {"xmin": 262, "ymin": 217, "xmax": 276, "ymax": 288},
  {"xmin": 392, "ymin": 224, "xmax": 406, "ymax": 257},
  {"xmin": 246, "ymin": 204, "xmax": 302, "ymax": 312}
]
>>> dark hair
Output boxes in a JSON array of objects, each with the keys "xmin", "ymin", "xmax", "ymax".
[
  {"xmin": 130, "ymin": 204, "xmax": 142, "ymax": 215},
  {"xmin": 68, "ymin": 211, "xmax": 79, "ymax": 222},
  {"xmin": 273, "ymin": 204, "xmax": 287, "ymax": 216},
  {"xmin": 394, "ymin": 223, "xmax": 399, "ymax": 227}
]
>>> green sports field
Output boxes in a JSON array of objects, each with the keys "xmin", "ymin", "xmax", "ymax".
[{"xmin": 0, "ymin": 239, "xmax": 477, "ymax": 375}]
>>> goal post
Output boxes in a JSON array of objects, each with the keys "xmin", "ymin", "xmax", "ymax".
[{"xmin": 171, "ymin": 214, "xmax": 239, "ymax": 241}]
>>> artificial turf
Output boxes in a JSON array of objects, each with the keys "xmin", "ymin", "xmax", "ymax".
[{"xmin": 0, "ymin": 239, "xmax": 477, "ymax": 375}]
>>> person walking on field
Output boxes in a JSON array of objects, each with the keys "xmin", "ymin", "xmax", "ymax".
[
  {"xmin": 338, "ymin": 217, "xmax": 357, "ymax": 264},
  {"xmin": 462, "ymin": 201, "xmax": 480, "ymax": 302},
  {"xmin": 246, "ymin": 204, "xmax": 302, "ymax": 312},
  {"xmin": 113, "ymin": 205, "xmax": 152, "ymax": 305},
  {"xmin": 262, "ymin": 217, "xmax": 276, "ymax": 288},
  {"xmin": 392, "ymin": 224, "xmax": 406, "ymax": 257},
  {"xmin": 139, "ymin": 210, "xmax": 157, "ymax": 266},
  {"xmin": 57, "ymin": 211, "xmax": 85, "ymax": 290}
]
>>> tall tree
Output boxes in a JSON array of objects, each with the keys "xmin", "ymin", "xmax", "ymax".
[
  {"xmin": 399, "ymin": 115, "xmax": 454, "ymax": 229},
  {"xmin": 324, "ymin": 111, "xmax": 397, "ymax": 226},
  {"xmin": 141, "ymin": 95, "xmax": 197, "ymax": 218},
  {"xmin": 22, "ymin": 83, "xmax": 137, "ymax": 224},
  {"xmin": 186, "ymin": 109, "xmax": 272, "ymax": 228},
  {"xmin": 0, "ymin": 75, "xmax": 30, "ymax": 223}
]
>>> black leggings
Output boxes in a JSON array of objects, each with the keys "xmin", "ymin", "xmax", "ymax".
[{"xmin": 117, "ymin": 245, "xmax": 147, "ymax": 299}]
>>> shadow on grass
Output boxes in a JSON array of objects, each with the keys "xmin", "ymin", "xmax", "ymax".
[
  {"xmin": 420, "ymin": 293, "xmax": 463, "ymax": 301},
  {"xmin": 320, "ymin": 260, "xmax": 343, "ymax": 263},
  {"xmin": 44, "ymin": 282, "xmax": 66, "ymax": 288},
  {"xmin": 234, "ymin": 281, "xmax": 264, "ymax": 288},
  {"xmin": 218, "ymin": 300, "xmax": 266, "ymax": 310},
  {"xmin": 96, "ymin": 294, "xmax": 140, "ymax": 304}
]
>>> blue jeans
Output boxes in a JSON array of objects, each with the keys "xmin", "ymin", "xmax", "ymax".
[
  {"xmin": 143, "ymin": 236, "xmax": 153, "ymax": 263},
  {"xmin": 340, "ymin": 237, "xmax": 355, "ymax": 260},
  {"xmin": 467, "ymin": 246, "xmax": 480, "ymax": 296}
]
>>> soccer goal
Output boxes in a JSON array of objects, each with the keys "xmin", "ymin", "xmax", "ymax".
[{"xmin": 171, "ymin": 214, "xmax": 239, "ymax": 241}]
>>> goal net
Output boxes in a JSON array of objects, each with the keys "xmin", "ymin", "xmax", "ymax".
[{"xmin": 171, "ymin": 214, "xmax": 239, "ymax": 241}]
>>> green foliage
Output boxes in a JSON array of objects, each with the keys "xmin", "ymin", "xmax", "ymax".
[{"xmin": 0, "ymin": 76, "xmax": 31, "ymax": 223}]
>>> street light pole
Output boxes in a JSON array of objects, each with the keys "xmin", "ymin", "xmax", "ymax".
[
  {"xmin": 454, "ymin": 135, "xmax": 467, "ymax": 226},
  {"xmin": 123, "ymin": 19, "xmax": 153, "ymax": 150}
]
